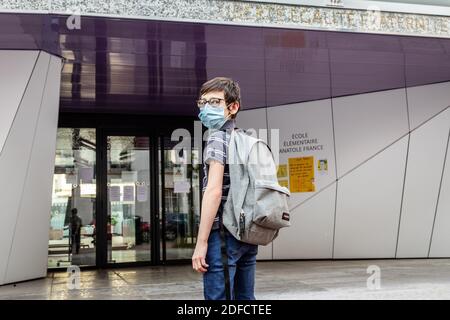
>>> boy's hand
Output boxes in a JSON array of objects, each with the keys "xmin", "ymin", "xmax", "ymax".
[{"xmin": 192, "ymin": 241, "xmax": 209, "ymax": 273}]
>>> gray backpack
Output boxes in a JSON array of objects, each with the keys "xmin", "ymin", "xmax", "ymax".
[{"xmin": 222, "ymin": 128, "xmax": 291, "ymax": 246}]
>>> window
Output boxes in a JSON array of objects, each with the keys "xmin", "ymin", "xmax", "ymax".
[{"xmin": 48, "ymin": 128, "xmax": 96, "ymax": 268}]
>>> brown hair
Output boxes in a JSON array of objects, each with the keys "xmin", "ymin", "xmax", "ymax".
[{"xmin": 199, "ymin": 77, "xmax": 241, "ymax": 119}]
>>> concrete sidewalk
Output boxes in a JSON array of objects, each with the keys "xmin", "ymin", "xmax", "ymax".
[{"xmin": 1, "ymin": 259, "xmax": 450, "ymax": 300}]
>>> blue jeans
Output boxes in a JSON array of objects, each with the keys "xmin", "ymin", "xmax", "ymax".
[{"xmin": 203, "ymin": 227, "xmax": 258, "ymax": 300}]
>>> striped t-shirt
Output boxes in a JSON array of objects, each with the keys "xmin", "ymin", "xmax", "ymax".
[{"xmin": 202, "ymin": 119, "xmax": 236, "ymax": 230}]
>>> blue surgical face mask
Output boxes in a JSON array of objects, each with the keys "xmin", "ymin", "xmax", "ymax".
[{"xmin": 198, "ymin": 103, "xmax": 230, "ymax": 129}]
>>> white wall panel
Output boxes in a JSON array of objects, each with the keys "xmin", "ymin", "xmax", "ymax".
[
  {"xmin": 407, "ymin": 81, "xmax": 450, "ymax": 131},
  {"xmin": 429, "ymin": 130, "xmax": 450, "ymax": 257},
  {"xmin": 236, "ymin": 108, "xmax": 268, "ymax": 141},
  {"xmin": 334, "ymin": 136, "xmax": 408, "ymax": 259},
  {"xmin": 396, "ymin": 108, "xmax": 450, "ymax": 258},
  {"xmin": 266, "ymin": 100, "xmax": 336, "ymax": 260},
  {"xmin": 332, "ymin": 89, "xmax": 409, "ymax": 177},
  {"xmin": 273, "ymin": 183, "xmax": 336, "ymax": 259},
  {"xmin": 236, "ymin": 108, "xmax": 272, "ymax": 260},
  {"xmin": 5, "ymin": 55, "xmax": 62, "ymax": 283},
  {"xmin": 0, "ymin": 51, "xmax": 39, "ymax": 154},
  {"xmin": 267, "ymin": 100, "xmax": 336, "ymax": 202},
  {"xmin": 0, "ymin": 52, "xmax": 50, "ymax": 285}
]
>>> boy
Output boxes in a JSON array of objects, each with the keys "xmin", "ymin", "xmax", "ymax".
[{"xmin": 192, "ymin": 77, "xmax": 258, "ymax": 300}]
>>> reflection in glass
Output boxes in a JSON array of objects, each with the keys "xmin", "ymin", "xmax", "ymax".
[
  {"xmin": 48, "ymin": 128, "xmax": 96, "ymax": 268},
  {"xmin": 107, "ymin": 136, "xmax": 151, "ymax": 263},
  {"xmin": 161, "ymin": 137, "xmax": 200, "ymax": 260}
]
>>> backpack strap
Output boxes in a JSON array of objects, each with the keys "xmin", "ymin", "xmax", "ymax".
[
  {"xmin": 220, "ymin": 127, "xmax": 234, "ymax": 300},
  {"xmin": 219, "ymin": 203, "xmax": 232, "ymax": 300}
]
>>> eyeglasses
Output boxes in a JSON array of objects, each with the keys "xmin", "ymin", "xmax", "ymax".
[{"xmin": 196, "ymin": 97, "xmax": 226, "ymax": 109}]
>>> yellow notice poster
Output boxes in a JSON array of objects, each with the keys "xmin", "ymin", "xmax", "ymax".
[
  {"xmin": 288, "ymin": 156, "xmax": 315, "ymax": 193},
  {"xmin": 277, "ymin": 164, "xmax": 288, "ymax": 178}
]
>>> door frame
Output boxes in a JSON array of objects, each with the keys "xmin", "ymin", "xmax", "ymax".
[
  {"xmin": 57, "ymin": 113, "xmax": 199, "ymax": 269},
  {"xmin": 99, "ymin": 128, "xmax": 160, "ymax": 268}
]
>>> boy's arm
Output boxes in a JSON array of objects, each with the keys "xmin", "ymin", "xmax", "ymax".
[{"xmin": 192, "ymin": 160, "xmax": 224, "ymax": 273}]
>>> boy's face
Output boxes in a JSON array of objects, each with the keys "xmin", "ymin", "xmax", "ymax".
[{"xmin": 200, "ymin": 90, "xmax": 239, "ymax": 118}]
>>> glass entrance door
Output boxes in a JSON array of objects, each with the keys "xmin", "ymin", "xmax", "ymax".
[
  {"xmin": 106, "ymin": 135, "xmax": 152, "ymax": 264},
  {"xmin": 159, "ymin": 136, "xmax": 201, "ymax": 261},
  {"xmin": 99, "ymin": 129, "xmax": 200, "ymax": 267},
  {"xmin": 49, "ymin": 123, "xmax": 201, "ymax": 269}
]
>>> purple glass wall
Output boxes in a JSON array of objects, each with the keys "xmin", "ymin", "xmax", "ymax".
[{"xmin": 0, "ymin": 13, "xmax": 449, "ymax": 116}]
